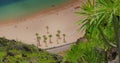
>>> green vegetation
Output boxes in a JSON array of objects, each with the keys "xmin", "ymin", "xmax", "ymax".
[
  {"xmin": 0, "ymin": 37, "xmax": 63, "ymax": 63},
  {"xmin": 57, "ymin": 30, "xmax": 62, "ymax": 39},
  {"xmin": 43, "ymin": 35, "xmax": 48, "ymax": 47},
  {"xmin": 63, "ymin": 0, "xmax": 120, "ymax": 63},
  {"xmin": 48, "ymin": 34, "xmax": 53, "ymax": 43},
  {"xmin": 1, "ymin": 0, "xmax": 120, "ymax": 63},
  {"xmin": 35, "ymin": 26, "xmax": 67, "ymax": 47},
  {"xmin": 64, "ymin": 41, "xmax": 107, "ymax": 63},
  {"xmin": 35, "ymin": 33, "xmax": 41, "ymax": 47}
]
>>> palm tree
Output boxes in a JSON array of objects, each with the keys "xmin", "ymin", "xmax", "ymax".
[
  {"xmin": 35, "ymin": 33, "xmax": 41, "ymax": 47},
  {"xmin": 43, "ymin": 35, "xmax": 48, "ymax": 47},
  {"xmin": 77, "ymin": 0, "xmax": 120, "ymax": 62},
  {"xmin": 63, "ymin": 34, "xmax": 66, "ymax": 43},
  {"xmin": 57, "ymin": 30, "xmax": 61, "ymax": 34},
  {"xmin": 35, "ymin": 33, "xmax": 39, "ymax": 37},
  {"xmin": 56, "ymin": 34, "xmax": 60, "ymax": 44},
  {"xmin": 37, "ymin": 36, "xmax": 41, "ymax": 46},
  {"xmin": 48, "ymin": 34, "xmax": 53, "ymax": 43},
  {"xmin": 57, "ymin": 30, "xmax": 61, "ymax": 39},
  {"xmin": 46, "ymin": 26, "xmax": 49, "ymax": 34}
]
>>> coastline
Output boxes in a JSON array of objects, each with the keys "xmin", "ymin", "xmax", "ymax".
[
  {"xmin": 0, "ymin": 0, "xmax": 81, "ymax": 26},
  {"xmin": 0, "ymin": 0, "xmax": 84, "ymax": 49}
]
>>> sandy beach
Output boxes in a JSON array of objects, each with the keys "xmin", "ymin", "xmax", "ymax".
[{"xmin": 0, "ymin": 0, "xmax": 84, "ymax": 49}]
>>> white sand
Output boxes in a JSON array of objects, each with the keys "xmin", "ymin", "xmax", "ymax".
[{"xmin": 0, "ymin": 0, "xmax": 84, "ymax": 49}]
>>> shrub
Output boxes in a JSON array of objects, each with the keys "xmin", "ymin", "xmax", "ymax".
[{"xmin": 63, "ymin": 41, "xmax": 107, "ymax": 63}]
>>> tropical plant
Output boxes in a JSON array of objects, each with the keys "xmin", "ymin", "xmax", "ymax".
[
  {"xmin": 56, "ymin": 34, "xmax": 60, "ymax": 44},
  {"xmin": 57, "ymin": 30, "xmax": 61, "ymax": 39},
  {"xmin": 35, "ymin": 33, "xmax": 41, "ymax": 47},
  {"xmin": 57, "ymin": 30, "xmax": 61, "ymax": 34},
  {"xmin": 77, "ymin": 0, "xmax": 120, "ymax": 61},
  {"xmin": 48, "ymin": 34, "xmax": 53, "ymax": 43},
  {"xmin": 46, "ymin": 26, "xmax": 49, "ymax": 34},
  {"xmin": 64, "ymin": 41, "xmax": 106, "ymax": 63},
  {"xmin": 37, "ymin": 36, "xmax": 41, "ymax": 46},
  {"xmin": 63, "ymin": 34, "xmax": 66, "ymax": 43},
  {"xmin": 43, "ymin": 35, "xmax": 48, "ymax": 47}
]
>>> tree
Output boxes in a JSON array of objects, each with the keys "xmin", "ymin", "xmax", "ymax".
[
  {"xmin": 77, "ymin": 0, "xmax": 120, "ymax": 62},
  {"xmin": 63, "ymin": 34, "xmax": 66, "ymax": 43},
  {"xmin": 46, "ymin": 26, "xmax": 49, "ymax": 34},
  {"xmin": 56, "ymin": 34, "xmax": 60, "ymax": 44},
  {"xmin": 57, "ymin": 30, "xmax": 61, "ymax": 39},
  {"xmin": 57, "ymin": 30, "xmax": 61, "ymax": 34},
  {"xmin": 35, "ymin": 33, "xmax": 41, "ymax": 47},
  {"xmin": 43, "ymin": 35, "xmax": 48, "ymax": 47},
  {"xmin": 48, "ymin": 34, "xmax": 53, "ymax": 43}
]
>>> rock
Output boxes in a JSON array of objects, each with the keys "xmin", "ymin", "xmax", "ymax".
[
  {"xmin": 106, "ymin": 48, "xmax": 117, "ymax": 61},
  {"xmin": 108, "ymin": 55, "xmax": 119, "ymax": 63}
]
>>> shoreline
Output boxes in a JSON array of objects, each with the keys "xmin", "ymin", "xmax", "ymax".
[
  {"xmin": 0, "ymin": 0, "xmax": 81, "ymax": 26},
  {"xmin": 0, "ymin": 0, "xmax": 84, "ymax": 49}
]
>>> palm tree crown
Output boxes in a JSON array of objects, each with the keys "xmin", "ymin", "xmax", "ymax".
[{"xmin": 57, "ymin": 30, "xmax": 61, "ymax": 34}]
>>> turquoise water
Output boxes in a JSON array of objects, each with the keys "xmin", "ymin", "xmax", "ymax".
[{"xmin": 0, "ymin": 0, "xmax": 68, "ymax": 21}]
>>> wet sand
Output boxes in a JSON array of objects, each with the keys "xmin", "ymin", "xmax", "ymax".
[{"xmin": 0, "ymin": 0, "xmax": 85, "ymax": 49}]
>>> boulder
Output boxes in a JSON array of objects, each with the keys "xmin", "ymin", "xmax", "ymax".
[{"xmin": 108, "ymin": 55, "xmax": 119, "ymax": 63}]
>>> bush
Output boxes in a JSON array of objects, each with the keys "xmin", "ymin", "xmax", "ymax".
[
  {"xmin": 63, "ymin": 41, "xmax": 107, "ymax": 63},
  {"xmin": 0, "ymin": 37, "xmax": 63, "ymax": 63}
]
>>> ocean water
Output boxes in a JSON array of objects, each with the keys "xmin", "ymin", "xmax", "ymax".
[{"xmin": 0, "ymin": 0, "xmax": 68, "ymax": 21}]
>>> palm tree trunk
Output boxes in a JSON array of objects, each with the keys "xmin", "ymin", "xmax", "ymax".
[
  {"xmin": 45, "ymin": 42, "xmax": 47, "ymax": 47},
  {"xmin": 38, "ymin": 41, "xmax": 41, "ymax": 46},
  {"xmin": 37, "ymin": 39, "xmax": 40, "ymax": 46},
  {"xmin": 37, "ymin": 43, "xmax": 39, "ymax": 48},
  {"xmin": 57, "ymin": 38, "xmax": 59, "ymax": 44},
  {"xmin": 112, "ymin": 14, "xmax": 120, "ymax": 63},
  {"xmin": 49, "ymin": 38, "xmax": 52, "ymax": 43},
  {"xmin": 63, "ymin": 37, "xmax": 66, "ymax": 43},
  {"xmin": 47, "ymin": 29, "xmax": 49, "ymax": 34}
]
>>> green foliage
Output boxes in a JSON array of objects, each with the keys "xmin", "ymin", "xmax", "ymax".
[
  {"xmin": 63, "ymin": 0, "xmax": 120, "ymax": 62},
  {"xmin": 76, "ymin": 0, "xmax": 120, "ymax": 48},
  {"xmin": 0, "ymin": 37, "xmax": 62, "ymax": 63},
  {"xmin": 63, "ymin": 41, "xmax": 107, "ymax": 63},
  {"xmin": 77, "ymin": 0, "xmax": 120, "ymax": 36},
  {"xmin": 70, "ymin": 0, "xmax": 120, "ymax": 63}
]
